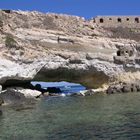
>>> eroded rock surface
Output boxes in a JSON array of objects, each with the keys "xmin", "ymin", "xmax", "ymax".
[
  {"xmin": 0, "ymin": 10, "xmax": 140, "ymax": 90},
  {"xmin": 0, "ymin": 88, "xmax": 38, "ymax": 106},
  {"xmin": 107, "ymin": 82, "xmax": 140, "ymax": 94}
]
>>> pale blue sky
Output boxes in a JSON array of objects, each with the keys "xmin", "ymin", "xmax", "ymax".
[{"xmin": 0, "ymin": 0, "xmax": 139, "ymax": 19}]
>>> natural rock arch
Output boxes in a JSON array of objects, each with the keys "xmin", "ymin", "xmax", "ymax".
[{"xmin": 2, "ymin": 67, "xmax": 110, "ymax": 90}]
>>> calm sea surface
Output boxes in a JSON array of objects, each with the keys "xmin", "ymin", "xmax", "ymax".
[{"xmin": 0, "ymin": 92, "xmax": 140, "ymax": 140}]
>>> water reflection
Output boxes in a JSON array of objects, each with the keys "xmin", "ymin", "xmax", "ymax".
[{"xmin": 0, "ymin": 93, "xmax": 140, "ymax": 139}]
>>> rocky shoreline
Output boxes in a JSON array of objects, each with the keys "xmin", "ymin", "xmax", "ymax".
[
  {"xmin": 0, "ymin": 81, "xmax": 140, "ymax": 108},
  {"xmin": 107, "ymin": 82, "xmax": 140, "ymax": 94},
  {"xmin": 0, "ymin": 81, "xmax": 140, "ymax": 115}
]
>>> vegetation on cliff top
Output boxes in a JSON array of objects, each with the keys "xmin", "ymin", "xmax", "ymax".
[{"xmin": 5, "ymin": 35, "xmax": 18, "ymax": 48}]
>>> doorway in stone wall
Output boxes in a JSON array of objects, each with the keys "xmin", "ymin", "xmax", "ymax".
[{"xmin": 135, "ymin": 18, "xmax": 139, "ymax": 23}]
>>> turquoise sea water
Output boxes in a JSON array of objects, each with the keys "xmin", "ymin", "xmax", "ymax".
[{"xmin": 1, "ymin": 93, "xmax": 140, "ymax": 140}]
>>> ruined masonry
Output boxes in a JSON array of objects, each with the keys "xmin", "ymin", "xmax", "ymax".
[{"xmin": 92, "ymin": 16, "xmax": 140, "ymax": 28}]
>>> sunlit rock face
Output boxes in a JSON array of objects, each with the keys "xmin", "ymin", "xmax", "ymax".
[{"xmin": 0, "ymin": 10, "xmax": 140, "ymax": 89}]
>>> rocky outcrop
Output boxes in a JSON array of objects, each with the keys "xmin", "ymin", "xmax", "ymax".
[
  {"xmin": 0, "ymin": 10, "xmax": 140, "ymax": 91},
  {"xmin": 14, "ymin": 88, "xmax": 42, "ymax": 98},
  {"xmin": 107, "ymin": 82, "xmax": 140, "ymax": 94},
  {"xmin": 0, "ymin": 88, "xmax": 39, "ymax": 106}
]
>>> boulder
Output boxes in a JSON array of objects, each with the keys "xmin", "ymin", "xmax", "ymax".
[
  {"xmin": 107, "ymin": 84, "xmax": 123, "ymax": 94},
  {"xmin": 136, "ymin": 84, "xmax": 140, "ymax": 91},
  {"xmin": 0, "ymin": 88, "xmax": 40, "ymax": 106},
  {"xmin": 0, "ymin": 89, "xmax": 27, "ymax": 105},
  {"xmin": 43, "ymin": 92, "xmax": 49, "ymax": 96},
  {"xmin": 70, "ymin": 92, "xmax": 85, "ymax": 96},
  {"xmin": 82, "ymin": 90, "xmax": 95, "ymax": 96},
  {"xmin": 131, "ymin": 84, "xmax": 137, "ymax": 92},
  {"xmin": 15, "ymin": 88, "xmax": 42, "ymax": 98},
  {"xmin": 122, "ymin": 84, "xmax": 132, "ymax": 93}
]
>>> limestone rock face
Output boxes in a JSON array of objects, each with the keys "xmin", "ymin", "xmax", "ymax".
[
  {"xmin": 0, "ymin": 88, "xmax": 40, "ymax": 106},
  {"xmin": 0, "ymin": 10, "xmax": 140, "ymax": 89},
  {"xmin": 14, "ymin": 88, "xmax": 42, "ymax": 98}
]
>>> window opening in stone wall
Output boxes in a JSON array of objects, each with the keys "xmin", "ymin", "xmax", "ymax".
[
  {"xmin": 135, "ymin": 18, "xmax": 139, "ymax": 23},
  {"xmin": 118, "ymin": 18, "xmax": 122, "ymax": 22},
  {"xmin": 117, "ymin": 50, "xmax": 121, "ymax": 56},
  {"xmin": 126, "ymin": 18, "xmax": 129, "ymax": 21},
  {"xmin": 109, "ymin": 18, "xmax": 112, "ymax": 20},
  {"xmin": 55, "ymin": 15, "xmax": 58, "ymax": 19},
  {"xmin": 100, "ymin": 18, "xmax": 104, "ymax": 23}
]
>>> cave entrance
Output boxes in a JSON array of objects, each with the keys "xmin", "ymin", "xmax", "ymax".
[
  {"xmin": 2, "ymin": 79, "xmax": 86, "ymax": 95},
  {"xmin": 31, "ymin": 81, "xmax": 86, "ymax": 94}
]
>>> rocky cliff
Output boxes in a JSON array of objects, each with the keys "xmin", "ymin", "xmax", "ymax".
[{"xmin": 0, "ymin": 10, "xmax": 140, "ymax": 90}]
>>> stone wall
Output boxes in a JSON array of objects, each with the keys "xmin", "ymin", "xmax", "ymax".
[{"xmin": 92, "ymin": 16, "xmax": 140, "ymax": 28}]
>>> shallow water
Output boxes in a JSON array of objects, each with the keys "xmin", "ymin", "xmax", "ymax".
[{"xmin": 1, "ymin": 93, "xmax": 140, "ymax": 140}]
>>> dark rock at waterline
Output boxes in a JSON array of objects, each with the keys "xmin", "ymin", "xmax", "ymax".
[
  {"xmin": 107, "ymin": 84, "xmax": 123, "ymax": 94},
  {"xmin": 131, "ymin": 84, "xmax": 137, "ymax": 92},
  {"xmin": 0, "ymin": 97, "xmax": 3, "ymax": 115},
  {"xmin": 0, "ymin": 89, "xmax": 36, "ymax": 105},
  {"xmin": 33, "ymin": 85, "xmax": 62, "ymax": 94},
  {"xmin": 83, "ymin": 90, "xmax": 95, "ymax": 96},
  {"xmin": 136, "ymin": 85, "xmax": 140, "ymax": 91},
  {"xmin": 46, "ymin": 87, "xmax": 62, "ymax": 93},
  {"xmin": 70, "ymin": 93, "xmax": 82, "ymax": 96},
  {"xmin": 49, "ymin": 93, "xmax": 60, "ymax": 96},
  {"xmin": 107, "ymin": 82, "xmax": 140, "ymax": 94},
  {"xmin": 0, "ymin": 97, "xmax": 4, "ymax": 106},
  {"xmin": 0, "ymin": 110, "xmax": 2, "ymax": 115},
  {"xmin": 122, "ymin": 86, "xmax": 131, "ymax": 93},
  {"xmin": 121, "ymin": 83, "xmax": 131, "ymax": 93},
  {"xmin": 33, "ymin": 84, "xmax": 48, "ymax": 93}
]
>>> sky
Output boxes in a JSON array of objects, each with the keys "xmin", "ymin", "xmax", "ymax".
[
  {"xmin": 0, "ymin": 0, "xmax": 140, "ymax": 19},
  {"xmin": 31, "ymin": 81, "xmax": 82, "ymax": 88}
]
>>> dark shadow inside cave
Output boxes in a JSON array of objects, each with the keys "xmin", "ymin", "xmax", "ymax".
[{"xmin": 2, "ymin": 79, "xmax": 86, "ymax": 94}]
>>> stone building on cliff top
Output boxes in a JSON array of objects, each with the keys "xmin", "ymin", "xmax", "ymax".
[{"xmin": 92, "ymin": 16, "xmax": 140, "ymax": 28}]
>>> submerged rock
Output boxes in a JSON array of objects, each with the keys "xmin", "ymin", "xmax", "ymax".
[
  {"xmin": 70, "ymin": 87, "xmax": 107, "ymax": 97},
  {"xmin": 49, "ymin": 93, "xmax": 60, "ymax": 96},
  {"xmin": 70, "ymin": 91, "xmax": 85, "ymax": 97}
]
